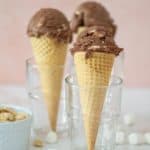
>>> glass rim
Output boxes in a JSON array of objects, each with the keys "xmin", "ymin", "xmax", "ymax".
[
  {"xmin": 26, "ymin": 57, "xmax": 65, "ymax": 68},
  {"xmin": 65, "ymin": 74, "xmax": 123, "ymax": 88}
]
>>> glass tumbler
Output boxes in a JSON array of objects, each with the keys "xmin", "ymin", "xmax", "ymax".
[
  {"xmin": 112, "ymin": 51, "xmax": 124, "ymax": 79},
  {"xmin": 26, "ymin": 58, "xmax": 70, "ymax": 149},
  {"xmin": 65, "ymin": 74, "xmax": 123, "ymax": 150}
]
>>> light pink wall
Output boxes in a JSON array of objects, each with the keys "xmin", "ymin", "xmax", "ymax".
[{"xmin": 0, "ymin": 0, "xmax": 150, "ymax": 87}]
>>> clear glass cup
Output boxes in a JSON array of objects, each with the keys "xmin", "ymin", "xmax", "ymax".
[
  {"xmin": 26, "ymin": 58, "xmax": 70, "ymax": 149},
  {"xmin": 112, "ymin": 51, "xmax": 125, "ymax": 79},
  {"xmin": 65, "ymin": 74, "xmax": 123, "ymax": 150}
]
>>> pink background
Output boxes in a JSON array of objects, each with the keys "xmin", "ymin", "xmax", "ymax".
[{"xmin": 0, "ymin": 0, "xmax": 150, "ymax": 87}]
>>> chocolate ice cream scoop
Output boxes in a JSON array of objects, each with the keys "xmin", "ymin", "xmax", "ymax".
[
  {"xmin": 71, "ymin": 26, "xmax": 123, "ymax": 58},
  {"xmin": 70, "ymin": 1, "xmax": 116, "ymax": 36},
  {"xmin": 27, "ymin": 8, "xmax": 72, "ymax": 42}
]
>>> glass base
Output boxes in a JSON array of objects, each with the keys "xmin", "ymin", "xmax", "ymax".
[
  {"xmin": 44, "ymin": 138, "xmax": 70, "ymax": 150},
  {"xmin": 71, "ymin": 145, "xmax": 114, "ymax": 150}
]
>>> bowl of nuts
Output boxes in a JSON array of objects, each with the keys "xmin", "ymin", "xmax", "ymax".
[{"xmin": 0, "ymin": 105, "xmax": 32, "ymax": 150}]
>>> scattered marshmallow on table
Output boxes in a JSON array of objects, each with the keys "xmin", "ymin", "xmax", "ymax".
[
  {"xmin": 123, "ymin": 114, "xmax": 135, "ymax": 126},
  {"xmin": 46, "ymin": 131, "xmax": 58, "ymax": 144},
  {"xmin": 116, "ymin": 131, "xmax": 126, "ymax": 144},
  {"xmin": 128, "ymin": 133, "xmax": 144, "ymax": 145},
  {"xmin": 144, "ymin": 132, "xmax": 150, "ymax": 144}
]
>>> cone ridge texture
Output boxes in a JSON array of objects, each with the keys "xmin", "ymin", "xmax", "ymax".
[
  {"xmin": 74, "ymin": 52, "xmax": 115, "ymax": 150},
  {"xmin": 30, "ymin": 36, "xmax": 67, "ymax": 131}
]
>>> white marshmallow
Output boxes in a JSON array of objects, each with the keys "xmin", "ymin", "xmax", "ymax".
[
  {"xmin": 144, "ymin": 132, "xmax": 150, "ymax": 144},
  {"xmin": 128, "ymin": 133, "xmax": 144, "ymax": 145},
  {"xmin": 116, "ymin": 131, "xmax": 126, "ymax": 144},
  {"xmin": 46, "ymin": 131, "xmax": 58, "ymax": 144},
  {"xmin": 123, "ymin": 114, "xmax": 135, "ymax": 126}
]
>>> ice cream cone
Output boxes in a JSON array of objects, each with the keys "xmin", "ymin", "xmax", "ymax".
[
  {"xmin": 27, "ymin": 8, "xmax": 71, "ymax": 131},
  {"xmin": 30, "ymin": 36, "xmax": 67, "ymax": 131},
  {"xmin": 74, "ymin": 52, "xmax": 115, "ymax": 150}
]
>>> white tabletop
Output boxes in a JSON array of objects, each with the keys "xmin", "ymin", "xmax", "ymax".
[{"xmin": 0, "ymin": 85, "xmax": 150, "ymax": 150}]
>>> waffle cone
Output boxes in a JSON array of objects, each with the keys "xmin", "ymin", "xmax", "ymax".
[
  {"xmin": 30, "ymin": 36, "xmax": 67, "ymax": 131},
  {"xmin": 74, "ymin": 52, "xmax": 115, "ymax": 150}
]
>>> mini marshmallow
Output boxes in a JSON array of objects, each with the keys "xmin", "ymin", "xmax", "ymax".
[
  {"xmin": 123, "ymin": 114, "xmax": 135, "ymax": 126},
  {"xmin": 46, "ymin": 131, "xmax": 58, "ymax": 144},
  {"xmin": 116, "ymin": 131, "xmax": 126, "ymax": 144},
  {"xmin": 128, "ymin": 133, "xmax": 144, "ymax": 145},
  {"xmin": 144, "ymin": 132, "xmax": 150, "ymax": 144}
]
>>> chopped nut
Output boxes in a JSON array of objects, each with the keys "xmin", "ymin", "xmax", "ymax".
[
  {"xmin": 33, "ymin": 139, "xmax": 44, "ymax": 147},
  {"xmin": 103, "ymin": 45, "xmax": 107, "ymax": 49},
  {"xmin": 15, "ymin": 112, "xmax": 27, "ymax": 120},
  {"xmin": 57, "ymin": 28, "xmax": 62, "ymax": 32},
  {"xmin": 75, "ymin": 11, "xmax": 81, "ymax": 16},
  {"xmin": 97, "ymin": 33, "xmax": 105, "ymax": 38},
  {"xmin": 61, "ymin": 24, "xmax": 67, "ymax": 30},
  {"xmin": 8, "ymin": 113, "xmax": 15, "ymax": 121},
  {"xmin": 0, "ymin": 113, "xmax": 10, "ymax": 121},
  {"xmin": 37, "ymin": 22, "xmax": 43, "ymax": 27},
  {"xmin": 88, "ymin": 45, "xmax": 101, "ymax": 50},
  {"xmin": 0, "ymin": 107, "xmax": 28, "ymax": 123},
  {"xmin": 88, "ymin": 29, "xmax": 96, "ymax": 34},
  {"xmin": 37, "ymin": 18, "xmax": 45, "ymax": 27},
  {"xmin": 0, "ymin": 107, "xmax": 17, "ymax": 115}
]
